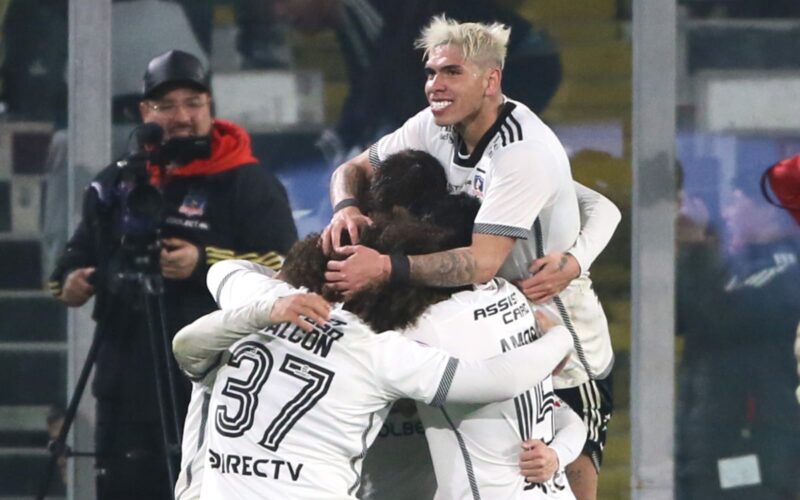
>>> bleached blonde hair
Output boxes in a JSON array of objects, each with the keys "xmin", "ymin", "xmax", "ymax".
[{"xmin": 414, "ymin": 15, "xmax": 511, "ymax": 69}]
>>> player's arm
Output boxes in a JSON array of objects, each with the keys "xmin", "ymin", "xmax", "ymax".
[
  {"xmin": 328, "ymin": 231, "xmax": 516, "ymax": 293},
  {"xmin": 520, "ymin": 399, "xmax": 586, "ymax": 483},
  {"xmin": 380, "ymin": 312, "xmax": 569, "ymax": 405},
  {"xmin": 517, "ymin": 182, "xmax": 621, "ymax": 303},
  {"xmin": 442, "ymin": 330, "xmax": 571, "ymax": 406},
  {"xmin": 207, "ymin": 259, "xmax": 280, "ymax": 309},
  {"xmin": 173, "ymin": 292, "xmax": 330, "ymax": 379},
  {"xmin": 321, "ymin": 150, "xmax": 376, "ymax": 253},
  {"xmin": 569, "ymin": 182, "xmax": 622, "ymax": 272},
  {"xmin": 327, "ymin": 143, "xmax": 548, "ymax": 291},
  {"xmin": 174, "ymin": 260, "xmax": 330, "ymax": 379}
]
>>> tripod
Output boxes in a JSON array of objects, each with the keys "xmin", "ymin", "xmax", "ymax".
[{"xmin": 36, "ymin": 269, "xmax": 185, "ymax": 500}]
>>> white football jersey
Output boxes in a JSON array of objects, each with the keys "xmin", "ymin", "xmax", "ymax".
[
  {"xmin": 199, "ymin": 308, "xmax": 457, "ymax": 500},
  {"xmin": 408, "ymin": 279, "xmax": 574, "ymax": 500},
  {"xmin": 370, "ymin": 97, "xmax": 579, "ymax": 280},
  {"xmin": 175, "ymin": 383, "xmax": 211, "ymax": 500},
  {"xmin": 369, "ymin": 98, "xmax": 614, "ymax": 386}
]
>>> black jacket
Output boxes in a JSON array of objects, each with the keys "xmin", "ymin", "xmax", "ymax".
[{"xmin": 49, "ymin": 129, "xmax": 297, "ymax": 419}]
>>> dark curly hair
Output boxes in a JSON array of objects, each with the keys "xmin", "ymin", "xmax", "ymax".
[
  {"xmin": 281, "ymin": 195, "xmax": 480, "ymax": 332},
  {"xmin": 367, "ymin": 149, "xmax": 449, "ymax": 218}
]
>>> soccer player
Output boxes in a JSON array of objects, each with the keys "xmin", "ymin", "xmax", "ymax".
[
  {"xmin": 322, "ymin": 17, "xmax": 618, "ymax": 499},
  {"xmin": 173, "ymin": 262, "xmax": 284, "ymax": 500},
  {"xmin": 172, "ymin": 214, "xmax": 576, "ymax": 499}
]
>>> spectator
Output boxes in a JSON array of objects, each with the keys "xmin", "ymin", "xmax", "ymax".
[
  {"xmin": 676, "ymin": 165, "xmax": 800, "ymax": 499},
  {"xmin": 48, "ymin": 49, "xmax": 297, "ymax": 499}
]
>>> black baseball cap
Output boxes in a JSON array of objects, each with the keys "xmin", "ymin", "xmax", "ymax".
[{"xmin": 142, "ymin": 50, "xmax": 210, "ymax": 99}]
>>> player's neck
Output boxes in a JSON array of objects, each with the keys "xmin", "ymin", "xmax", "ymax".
[{"xmin": 457, "ymin": 99, "xmax": 504, "ymax": 153}]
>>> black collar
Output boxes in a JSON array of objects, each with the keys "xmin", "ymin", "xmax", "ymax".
[{"xmin": 452, "ymin": 101, "xmax": 517, "ymax": 169}]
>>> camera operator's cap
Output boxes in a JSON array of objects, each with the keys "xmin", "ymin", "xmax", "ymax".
[{"xmin": 142, "ymin": 50, "xmax": 210, "ymax": 99}]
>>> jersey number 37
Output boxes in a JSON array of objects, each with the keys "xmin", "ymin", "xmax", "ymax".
[{"xmin": 214, "ymin": 341, "xmax": 335, "ymax": 451}]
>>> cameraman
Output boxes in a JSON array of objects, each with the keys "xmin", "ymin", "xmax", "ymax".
[{"xmin": 48, "ymin": 50, "xmax": 298, "ymax": 499}]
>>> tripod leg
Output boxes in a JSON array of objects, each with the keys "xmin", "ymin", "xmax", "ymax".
[
  {"xmin": 142, "ymin": 291, "xmax": 179, "ymax": 499},
  {"xmin": 155, "ymin": 292, "xmax": 186, "ymax": 442},
  {"xmin": 36, "ymin": 325, "xmax": 106, "ymax": 500}
]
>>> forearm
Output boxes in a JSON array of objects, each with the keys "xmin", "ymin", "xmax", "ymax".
[
  {"xmin": 329, "ymin": 154, "xmax": 373, "ymax": 207},
  {"xmin": 408, "ymin": 247, "xmax": 479, "ymax": 287},
  {"xmin": 549, "ymin": 402, "xmax": 587, "ymax": 467},
  {"xmin": 570, "ymin": 183, "xmax": 621, "ymax": 272},
  {"xmin": 172, "ymin": 297, "xmax": 276, "ymax": 377},
  {"xmin": 408, "ymin": 234, "xmax": 514, "ymax": 287},
  {"xmin": 443, "ymin": 327, "xmax": 571, "ymax": 405}
]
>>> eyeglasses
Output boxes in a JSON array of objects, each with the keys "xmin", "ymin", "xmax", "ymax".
[{"xmin": 147, "ymin": 96, "xmax": 210, "ymax": 114}]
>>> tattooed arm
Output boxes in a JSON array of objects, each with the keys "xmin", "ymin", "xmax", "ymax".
[
  {"xmin": 327, "ymin": 233, "xmax": 515, "ymax": 291},
  {"xmin": 409, "ymin": 234, "xmax": 515, "ymax": 287}
]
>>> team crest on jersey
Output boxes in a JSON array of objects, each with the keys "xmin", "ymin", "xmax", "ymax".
[
  {"xmin": 178, "ymin": 188, "xmax": 207, "ymax": 217},
  {"xmin": 473, "ymin": 174, "xmax": 485, "ymax": 195}
]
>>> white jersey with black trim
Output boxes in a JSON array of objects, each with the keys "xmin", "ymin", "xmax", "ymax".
[
  {"xmin": 176, "ymin": 262, "xmax": 281, "ymax": 500},
  {"xmin": 175, "ymin": 383, "xmax": 211, "ymax": 500},
  {"xmin": 370, "ymin": 97, "xmax": 579, "ymax": 275},
  {"xmin": 407, "ymin": 278, "xmax": 576, "ymax": 500},
  {"xmin": 199, "ymin": 308, "xmax": 458, "ymax": 500},
  {"xmin": 369, "ymin": 98, "xmax": 614, "ymax": 387}
]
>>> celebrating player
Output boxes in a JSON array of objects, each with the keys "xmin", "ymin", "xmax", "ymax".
[
  {"xmin": 173, "ymin": 209, "xmax": 576, "ymax": 499},
  {"xmin": 322, "ymin": 16, "xmax": 619, "ymax": 498}
]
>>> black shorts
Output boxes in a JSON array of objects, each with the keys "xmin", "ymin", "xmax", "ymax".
[{"xmin": 554, "ymin": 375, "xmax": 614, "ymax": 473}]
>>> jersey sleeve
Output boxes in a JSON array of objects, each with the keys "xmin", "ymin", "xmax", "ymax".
[
  {"xmin": 567, "ymin": 182, "xmax": 622, "ymax": 273},
  {"xmin": 173, "ymin": 260, "xmax": 303, "ymax": 381},
  {"xmin": 404, "ymin": 317, "xmax": 574, "ymax": 407},
  {"xmin": 549, "ymin": 395, "xmax": 587, "ymax": 468},
  {"xmin": 207, "ymin": 259, "xmax": 299, "ymax": 310},
  {"xmin": 372, "ymin": 332, "xmax": 459, "ymax": 407},
  {"xmin": 473, "ymin": 141, "xmax": 556, "ymax": 239},
  {"xmin": 173, "ymin": 298, "xmax": 277, "ymax": 381},
  {"xmin": 369, "ymin": 109, "xmax": 432, "ymax": 168}
]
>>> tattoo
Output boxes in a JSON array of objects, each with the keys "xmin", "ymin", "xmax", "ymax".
[
  {"xmin": 409, "ymin": 248, "xmax": 477, "ymax": 287},
  {"xmin": 557, "ymin": 254, "xmax": 569, "ymax": 272}
]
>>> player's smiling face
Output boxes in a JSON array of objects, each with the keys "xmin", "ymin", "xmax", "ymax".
[{"xmin": 424, "ymin": 44, "xmax": 490, "ymax": 128}]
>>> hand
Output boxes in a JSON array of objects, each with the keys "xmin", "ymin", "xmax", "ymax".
[
  {"xmin": 534, "ymin": 310, "xmax": 570, "ymax": 374},
  {"xmin": 321, "ymin": 206, "xmax": 373, "ymax": 255},
  {"xmin": 271, "ymin": 293, "xmax": 332, "ymax": 332},
  {"xmin": 160, "ymin": 237, "xmax": 200, "ymax": 280},
  {"xmin": 59, "ymin": 267, "xmax": 96, "ymax": 306},
  {"xmin": 519, "ymin": 439, "xmax": 559, "ymax": 483},
  {"xmin": 515, "ymin": 252, "xmax": 580, "ymax": 304},
  {"xmin": 324, "ymin": 245, "xmax": 390, "ymax": 298}
]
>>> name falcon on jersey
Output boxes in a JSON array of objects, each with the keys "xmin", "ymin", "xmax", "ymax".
[
  {"xmin": 473, "ymin": 293, "xmax": 530, "ymax": 325},
  {"xmin": 208, "ymin": 448, "xmax": 304, "ymax": 481},
  {"xmin": 260, "ymin": 318, "xmax": 345, "ymax": 359}
]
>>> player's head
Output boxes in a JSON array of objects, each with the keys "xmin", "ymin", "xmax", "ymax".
[
  {"xmin": 415, "ymin": 16, "xmax": 508, "ymax": 127},
  {"xmin": 423, "ymin": 192, "xmax": 481, "ymax": 248},
  {"xmin": 368, "ymin": 149, "xmax": 449, "ymax": 218},
  {"xmin": 281, "ymin": 195, "xmax": 481, "ymax": 332},
  {"xmin": 416, "ymin": 15, "xmax": 510, "ymax": 71}
]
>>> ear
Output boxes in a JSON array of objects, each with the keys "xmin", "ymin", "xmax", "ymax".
[{"xmin": 484, "ymin": 67, "xmax": 502, "ymax": 97}]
